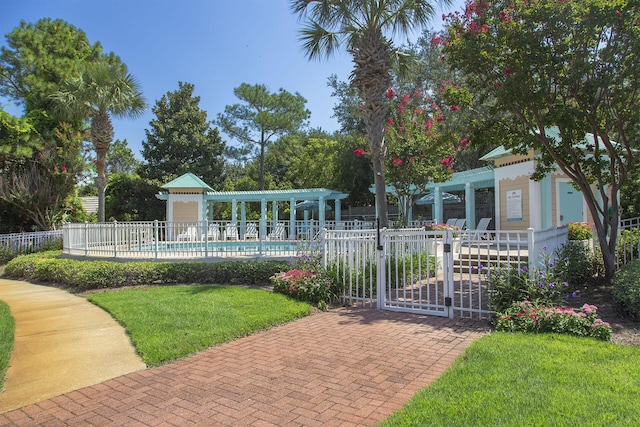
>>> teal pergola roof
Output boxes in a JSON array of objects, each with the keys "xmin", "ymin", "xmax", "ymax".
[
  {"xmin": 202, "ymin": 188, "xmax": 348, "ymax": 202},
  {"xmin": 373, "ymin": 166, "xmax": 495, "ymax": 195}
]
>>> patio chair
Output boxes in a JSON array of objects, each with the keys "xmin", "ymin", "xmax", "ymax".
[
  {"xmin": 473, "ymin": 217, "xmax": 492, "ymax": 240},
  {"xmin": 202, "ymin": 223, "xmax": 220, "ymax": 241},
  {"xmin": 244, "ymin": 223, "xmax": 258, "ymax": 240},
  {"xmin": 224, "ymin": 223, "xmax": 239, "ymax": 240},
  {"xmin": 454, "ymin": 218, "xmax": 467, "ymax": 230},
  {"xmin": 268, "ymin": 222, "xmax": 287, "ymax": 240},
  {"xmin": 177, "ymin": 226, "xmax": 198, "ymax": 241}
]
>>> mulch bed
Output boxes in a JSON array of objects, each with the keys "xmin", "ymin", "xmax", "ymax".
[{"xmin": 569, "ymin": 277, "xmax": 640, "ymax": 346}]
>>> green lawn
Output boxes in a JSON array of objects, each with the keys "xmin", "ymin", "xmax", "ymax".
[
  {"xmin": 87, "ymin": 285, "xmax": 312, "ymax": 366},
  {"xmin": 381, "ymin": 332, "xmax": 640, "ymax": 426},
  {"xmin": 0, "ymin": 300, "xmax": 15, "ymax": 391}
]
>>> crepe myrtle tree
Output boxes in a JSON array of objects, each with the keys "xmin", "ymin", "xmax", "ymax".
[
  {"xmin": 353, "ymin": 87, "xmax": 464, "ymax": 226},
  {"xmin": 442, "ymin": 0, "xmax": 640, "ymax": 279}
]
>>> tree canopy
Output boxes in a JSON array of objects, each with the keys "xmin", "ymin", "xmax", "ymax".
[
  {"xmin": 216, "ymin": 83, "xmax": 310, "ymax": 191},
  {"xmin": 141, "ymin": 81, "xmax": 225, "ymax": 188},
  {"xmin": 291, "ymin": 0, "xmax": 452, "ymax": 227},
  {"xmin": 443, "ymin": 0, "xmax": 640, "ymax": 278}
]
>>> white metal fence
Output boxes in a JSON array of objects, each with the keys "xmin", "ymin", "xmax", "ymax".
[
  {"xmin": 0, "ymin": 230, "xmax": 63, "ymax": 255},
  {"xmin": 324, "ymin": 226, "xmax": 569, "ymax": 319}
]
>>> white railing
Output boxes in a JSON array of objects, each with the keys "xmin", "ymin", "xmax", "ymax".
[
  {"xmin": 0, "ymin": 230, "xmax": 63, "ymax": 255},
  {"xmin": 324, "ymin": 226, "xmax": 569, "ymax": 319},
  {"xmin": 617, "ymin": 217, "xmax": 640, "ymax": 266}
]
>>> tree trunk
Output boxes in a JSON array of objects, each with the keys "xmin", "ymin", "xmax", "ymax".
[
  {"xmin": 350, "ymin": 29, "xmax": 392, "ymax": 228},
  {"xmin": 91, "ymin": 112, "xmax": 114, "ymax": 223}
]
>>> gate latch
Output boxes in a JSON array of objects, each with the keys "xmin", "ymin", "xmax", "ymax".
[
  {"xmin": 445, "ymin": 297, "xmax": 452, "ymax": 307},
  {"xmin": 443, "ymin": 243, "xmax": 451, "ymax": 253}
]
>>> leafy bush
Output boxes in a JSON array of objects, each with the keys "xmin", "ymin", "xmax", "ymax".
[
  {"xmin": 271, "ymin": 269, "xmax": 335, "ymax": 308},
  {"xmin": 567, "ymin": 222, "xmax": 593, "ymax": 240},
  {"xmin": 487, "ymin": 249, "xmax": 573, "ymax": 313},
  {"xmin": 270, "ymin": 241, "xmax": 341, "ymax": 309},
  {"xmin": 613, "ymin": 259, "xmax": 640, "ymax": 318},
  {"xmin": 494, "ymin": 300, "xmax": 611, "ymax": 341},
  {"xmin": 3, "ymin": 251, "xmax": 289, "ymax": 290},
  {"xmin": 553, "ymin": 241, "xmax": 595, "ymax": 285},
  {"xmin": 0, "ymin": 247, "xmax": 13, "ymax": 265},
  {"xmin": 617, "ymin": 228, "xmax": 640, "ymax": 262}
]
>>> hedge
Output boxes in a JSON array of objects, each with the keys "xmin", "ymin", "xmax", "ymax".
[{"xmin": 2, "ymin": 251, "xmax": 290, "ymax": 291}]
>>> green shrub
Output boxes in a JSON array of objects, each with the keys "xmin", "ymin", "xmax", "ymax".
[
  {"xmin": 0, "ymin": 247, "xmax": 14, "ymax": 265},
  {"xmin": 567, "ymin": 222, "xmax": 593, "ymax": 240},
  {"xmin": 617, "ymin": 228, "xmax": 640, "ymax": 262},
  {"xmin": 270, "ymin": 241, "xmax": 342, "ymax": 308},
  {"xmin": 553, "ymin": 241, "xmax": 595, "ymax": 285},
  {"xmin": 613, "ymin": 259, "xmax": 640, "ymax": 318},
  {"xmin": 494, "ymin": 300, "xmax": 611, "ymax": 341},
  {"xmin": 487, "ymin": 249, "xmax": 573, "ymax": 313},
  {"xmin": 3, "ymin": 251, "xmax": 289, "ymax": 290}
]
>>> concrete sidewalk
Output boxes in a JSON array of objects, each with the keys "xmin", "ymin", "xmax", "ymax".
[
  {"xmin": 0, "ymin": 287, "xmax": 488, "ymax": 426},
  {"xmin": 0, "ymin": 279, "xmax": 146, "ymax": 414}
]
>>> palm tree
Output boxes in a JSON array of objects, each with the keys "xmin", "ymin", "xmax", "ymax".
[
  {"xmin": 291, "ymin": 0, "xmax": 449, "ymax": 227},
  {"xmin": 53, "ymin": 61, "xmax": 146, "ymax": 222}
]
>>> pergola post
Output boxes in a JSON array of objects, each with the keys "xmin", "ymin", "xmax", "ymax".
[
  {"xmin": 289, "ymin": 197, "xmax": 296, "ymax": 240},
  {"xmin": 260, "ymin": 198, "xmax": 267, "ymax": 239},
  {"xmin": 465, "ymin": 182, "xmax": 476, "ymax": 229},
  {"xmin": 434, "ymin": 187, "xmax": 443, "ymax": 223}
]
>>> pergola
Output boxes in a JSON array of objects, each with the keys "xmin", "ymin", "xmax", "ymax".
[{"xmin": 156, "ymin": 173, "xmax": 348, "ymax": 239}]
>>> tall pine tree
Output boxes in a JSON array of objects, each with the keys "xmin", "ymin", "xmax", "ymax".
[{"xmin": 140, "ymin": 82, "xmax": 225, "ymax": 188}]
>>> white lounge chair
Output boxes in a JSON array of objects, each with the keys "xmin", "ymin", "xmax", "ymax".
[
  {"xmin": 202, "ymin": 224, "xmax": 220, "ymax": 241},
  {"xmin": 445, "ymin": 218, "xmax": 457, "ymax": 226},
  {"xmin": 454, "ymin": 218, "xmax": 467, "ymax": 230},
  {"xmin": 473, "ymin": 217, "xmax": 492, "ymax": 239},
  {"xmin": 177, "ymin": 226, "xmax": 198, "ymax": 241},
  {"xmin": 224, "ymin": 223, "xmax": 239, "ymax": 240},
  {"xmin": 244, "ymin": 223, "xmax": 258, "ymax": 240},
  {"xmin": 268, "ymin": 222, "xmax": 287, "ymax": 240}
]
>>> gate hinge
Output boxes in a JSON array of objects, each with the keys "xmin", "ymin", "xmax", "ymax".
[
  {"xmin": 443, "ymin": 243, "xmax": 451, "ymax": 253},
  {"xmin": 445, "ymin": 297, "xmax": 452, "ymax": 307}
]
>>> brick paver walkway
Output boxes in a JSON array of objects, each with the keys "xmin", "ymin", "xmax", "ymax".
[{"xmin": 0, "ymin": 308, "xmax": 488, "ymax": 426}]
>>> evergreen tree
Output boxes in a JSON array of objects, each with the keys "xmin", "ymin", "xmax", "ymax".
[{"xmin": 141, "ymin": 82, "xmax": 225, "ymax": 188}]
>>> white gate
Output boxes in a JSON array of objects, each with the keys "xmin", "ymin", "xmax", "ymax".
[
  {"xmin": 324, "ymin": 226, "xmax": 564, "ymax": 320},
  {"xmin": 378, "ymin": 229, "xmax": 453, "ymax": 317}
]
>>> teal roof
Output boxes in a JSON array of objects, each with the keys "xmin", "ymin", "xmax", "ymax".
[
  {"xmin": 480, "ymin": 146, "xmax": 513, "ymax": 161},
  {"xmin": 373, "ymin": 166, "xmax": 495, "ymax": 195},
  {"xmin": 161, "ymin": 173, "xmax": 213, "ymax": 191},
  {"xmin": 203, "ymin": 188, "xmax": 348, "ymax": 202}
]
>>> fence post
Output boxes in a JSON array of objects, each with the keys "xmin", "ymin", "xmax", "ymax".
[
  {"xmin": 376, "ymin": 222, "xmax": 385, "ymax": 310},
  {"xmin": 445, "ymin": 229, "xmax": 455, "ymax": 319},
  {"xmin": 203, "ymin": 220, "xmax": 208, "ymax": 258},
  {"xmin": 113, "ymin": 220, "xmax": 118, "ymax": 258},
  {"xmin": 154, "ymin": 220, "xmax": 159, "ymax": 261},
  {"xmin": 527, "ymin": 227, "xmax": 535, "ymax": 280}
]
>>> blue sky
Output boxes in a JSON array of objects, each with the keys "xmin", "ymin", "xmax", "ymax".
[{"xmin": 1, "ymin": 0, "xmax": 463, "ymax": 158}]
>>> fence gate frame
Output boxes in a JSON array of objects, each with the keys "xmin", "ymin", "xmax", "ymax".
[{"xmin": 374, "ymin": 228, "xmax": 455, "ymax": 318}]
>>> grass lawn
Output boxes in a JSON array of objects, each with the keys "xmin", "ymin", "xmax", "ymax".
[
  {"xmin": 87, "ymin": 285, "xmax": 312, "ymax": 366},
  {"xmin": 0, "ymin": 301, "xmax": 15, "ymax": 391},
  {"xmin": 381, "ymin": 332, "xmax": 640, "ymax": 426}
]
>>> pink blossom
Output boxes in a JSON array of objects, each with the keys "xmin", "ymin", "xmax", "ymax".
[
  {"xmin": 425, "ymin": 119, "xmax": 433, "ymax": 130},
  {"xmin": 437, "ymin": 115, "xmax": 444, "ymax": 122},
  {"xmin": 441, "ymin": 155, "xmax": 454, "ymax": 169},
  {"xmin": 504, "ymin": 69, "xmax": 514, "ymax": 77},
  {"xmin": 385, "ymin": 88, "xmax": 396, "ymax": 99},
  {"xmin": 391, "ymin": 158, "xmax": 403, "ymax": 166},
  {"xmin": 450, "ymin": 105, "xmax": 459, "ymax": 111},
  {"xmin": 387, "ymin": 117, "xmax": 394, "ymax": 125},
  {"xmin": 460, "ymin": 138, "xmax": 468, "ymax": 147},
  {"xmin": 61, "ymin": 166, "xmax": 67, "ymax": 172},
  {"xmin": 353, "ymin": 148, "xmax": 365, "ymax": 157},
  {"xmin": 616, "ymin": 11, "xmax": 622, "ymax": 17}
]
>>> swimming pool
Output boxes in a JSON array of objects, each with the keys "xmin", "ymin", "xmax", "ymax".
[{"xmin": 136, "ymin": 239, "xmax": 304, "ymax": 254}]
